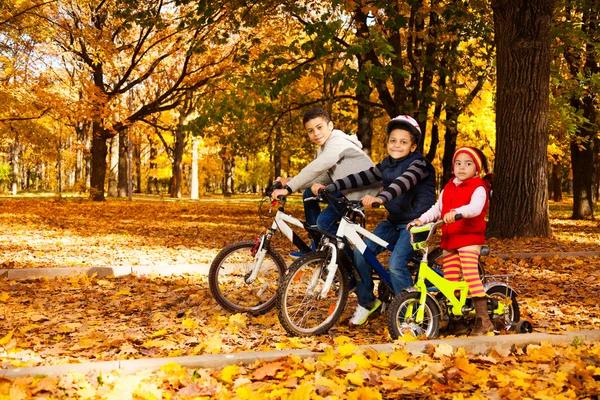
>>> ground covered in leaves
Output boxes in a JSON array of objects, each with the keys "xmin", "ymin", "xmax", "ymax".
[
  {"xmin": 0, "ymin": 195, "xmax": 598, "ymax": 269},
  {"xmin": 0, "ymin": 196, "xmax": 599, "ymax": 398},
  {"xmin": 3, "ymin": 340, "xmax": 600, "ymax": 399}
]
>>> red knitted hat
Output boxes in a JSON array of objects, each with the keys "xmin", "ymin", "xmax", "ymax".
[{"xmin": 453, "ymin": 146, "xmax": 483, "ymax": 173}]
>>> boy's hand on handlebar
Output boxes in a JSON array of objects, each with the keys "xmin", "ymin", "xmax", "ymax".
[
  {"xmin": 311, "ymin": 183, "xmax": 326, "ymax": 195},
  {"xmin": 275, "ymin": 177, "xmax": 290, "ymax": 186},
  {"xmin": 271, "ymin": 188, "xmax": 288, "ymax": 199},
  {"xmin": 361, "ymin": 195, "xmax": 382, "ymax": 208},
  {"xmin": 443, "ymin": 210, "xmax": 458, "ymax": 224}
]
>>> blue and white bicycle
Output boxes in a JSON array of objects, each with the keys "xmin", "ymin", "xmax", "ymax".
[{"xmin": 276, "ymin": 190, "xmax": 397, "ymax": 336}]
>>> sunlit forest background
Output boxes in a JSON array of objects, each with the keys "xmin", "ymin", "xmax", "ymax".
[{"xmin": 0, "ymin": 0, "xmax": 597, "ymax": 208}]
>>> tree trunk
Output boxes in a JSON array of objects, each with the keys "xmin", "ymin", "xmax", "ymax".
[
  {"xmin": 134, "ymin": 133, "xmax": 142, "ymax": 193},
  {"xmin": 441, "ymin": 104, "xmax": 459, "ymax": 188},
  {"xmin": 488, "ymin": 0, "xmax": 553, "ymax": 238},
  {"xmin": 90, "ymin": 121, "xmax": 109, "ymax": 201},
  {"xmin": 356, "ymin": 58, "xmax": 373, "ymax": 156},
  {"xmin": 570, "ymin": 97, "xmax": 596, "ymax": 219},
  {"xmin": 10, "ymin": 131, "xmax": 19, "ymax": 196},
  {"xmin": 551, "ymin": 161, "xmax": 563, "ymax": 202},
  {"xmin": 147, "ymin": 136, "xmax": 158, "ymax": 194},
  {"xmin": 191, "ymin": 137, "xmax": 199, "ymax": 199},
  {"xmin": 118, "ymin": 129, "xmax": 128, "ymax": 197},
  {"xmin": 107, "ymin": 134, "xmax": 118, "ymax": 197},
  {"xmin": 170, "ymin": 124, "xmax": 187, "ymax": 199},
  {"xmin": 220, "ymin": 149, "xmax": 234, "ymax": 196}
]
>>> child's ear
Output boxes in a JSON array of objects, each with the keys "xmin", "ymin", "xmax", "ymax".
[
  {"xmin": 410, "ymin": 143, "xmax": 418, "ymax": 153},
  {"xmin": 328, "ymin": 121, "xmax": 334, "ymax": 131}
]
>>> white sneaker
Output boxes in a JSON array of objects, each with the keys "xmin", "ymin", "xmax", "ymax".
[{"xmin": 349, "ymin": 300, "xmax": 382, "ymax": 325}]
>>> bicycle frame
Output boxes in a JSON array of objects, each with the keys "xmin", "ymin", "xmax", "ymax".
[
  {"xmin": 318, "ymin": 202, "xmax": 394, "ymax": 298},
  {"xmin": 247, "ymin": 200, "xmax": 316, "ymax": 283},
  {"xmin": 407, "ymin": 222, "xmax": 507, "ymax": 323}
]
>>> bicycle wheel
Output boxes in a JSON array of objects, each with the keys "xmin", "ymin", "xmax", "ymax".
[
  {"xmin": 387, "ymin": 291, "xmax": 440, "ymax": 340},
  {"xmin": 277, "ymin": 251, "xmax": 349, "ymax": 336},
  {"xmin": 486, "ymin": 285, "xmax": 520, "ymax": 331},
  {"xmin": 209, "ymin": 240, "xmax": 286, "ymax": 314}
]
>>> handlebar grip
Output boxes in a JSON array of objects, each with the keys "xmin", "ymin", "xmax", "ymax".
[
  {"xmin": 371, "ymin": 203, "xmax": 381, "ymax": 208},
  {"xmin": 272, "ymin": 181, "xmax": 283, "ymax": 190},
  {"xmin": 455, "ymin": 213, "xmax": 463, "ymax": 221}
]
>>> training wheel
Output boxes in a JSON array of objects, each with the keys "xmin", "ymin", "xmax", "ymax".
[{"xmin": 515, "ymin": 319, "xmax": 533, "ymax": 333}]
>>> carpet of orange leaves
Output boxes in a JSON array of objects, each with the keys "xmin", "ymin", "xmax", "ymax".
[{"xmin": 0, "ymin": 196, "xmax": 599, "ymax": 398}]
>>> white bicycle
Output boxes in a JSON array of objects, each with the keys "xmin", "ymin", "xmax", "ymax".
[{"xmin": 208, "ymin": 183, "xmax": 321, "ymax": 314}]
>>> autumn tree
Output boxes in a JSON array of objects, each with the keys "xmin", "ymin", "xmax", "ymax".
[
  {"xmin": 553, "ymin": 0, "xmax": 599, "ymax": 219},
  {"xmin": 487, "ymin": 0, "xmax": 554, "ymax": 238},
  {"xmin": 23, "ymin": 0, "xmax": 247, "ymax": 201}
]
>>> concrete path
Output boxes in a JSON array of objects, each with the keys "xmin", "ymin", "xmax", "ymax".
[{"xmin": 2, "ymin": 329, "xmax": 600, "ymax": 379}]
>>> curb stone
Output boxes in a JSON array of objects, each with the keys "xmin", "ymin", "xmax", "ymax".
[
  {"xmin": 2, "ymin": 330, "xmax": 600, "ymax": 379},
  {"xmin": 1, "ymin": 251, "xmax": 599, "ymax": 280}
]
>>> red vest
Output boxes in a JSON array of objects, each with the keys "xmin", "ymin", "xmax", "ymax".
[{"xmin": 440, "ymin": 177, "xmax": 488, "ymax": 250}]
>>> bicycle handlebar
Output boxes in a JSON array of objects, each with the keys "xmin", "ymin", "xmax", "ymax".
[{"xmin": 409, "ymin": 213, "xmax": 463, "ymax": 248}]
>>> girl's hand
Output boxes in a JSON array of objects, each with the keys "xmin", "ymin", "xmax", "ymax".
[
  {"xmin": 311, "ymin": 184, "xmax": 326, "ymax": 195},
  {"xmin": 361, "ymin": 195, "xmax": 382, "ymax": 208},
  {"xmin": 443, "ymin": 210, "xmax": 457, "ymax": 224},
  {"xmin": 407, "ymin": 219, "xmax": 423, "ymax": 229}
]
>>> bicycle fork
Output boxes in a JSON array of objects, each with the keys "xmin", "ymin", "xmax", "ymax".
[
  {"xmin": 306, "ymin": 242, "xmax": 339, "ymax": 299},
  {"xmin": 246, "ymin": 230, "xmax": 273, "ymax": 284}
]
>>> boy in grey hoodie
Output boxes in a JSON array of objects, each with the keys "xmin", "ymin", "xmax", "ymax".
[{"xmin": 272, "ymin": 107, "xmax": 380, "ymax": 236}]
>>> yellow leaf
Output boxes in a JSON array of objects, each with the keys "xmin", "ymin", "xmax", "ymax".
[
  {"xmin": 115, "ymin": 289, "xmax": 131, "ymax": 296},
  {"xmin": 151, "ymin": 329, "xmax": 168, "ymax": 338},
  {"xmin": 338, "ymin": 342, "xmax": 359, "ymax": 358},
  {"xmin": 204, "ymin": 336, "xmax": 222, "ymax": 354},
  {"xmin": 181, "ymin": 318, "xmax": 198, "ymax": 329},
  {"xmin": 228, "ymin": 314, "xmax": 248, "ymax": 334},
  {"xmin": 455, "ymin": 356, "xmax": 477, "ymax": 374},
  {"xmin": 0, "ymin": 329, "xmax": 15, "ymax": 346},
  {"xmin": 160, "ymin": 362, "xmax": 183, "ymax": 374},
  {"xmin": 346, "ymin": 371, "xmax": 364, "ymax": 386},
  {"xmin": 221, "ymin": 365, "xmax": 239, "ymax": 384},
  {"xmin": 0, "ymin": 292, "xmax": 9, "ymax": 302},
  {"xmin": 388, "ymin": 350, "xmax": 413, "ymax": 367},
  {"xmin": 334, "ymin": 335, "xmax": 352, "ymax": 346},
  {"xmin": 318, "ymin": 347, "xmax": 336, "ymax": 363},
  {"xmin": 235, "ymin": 386, "xmax": 253, "ymax": 399},
  {"xmin": 349, "ymin": 354, "xmax": 372, "ymax": 369},
  {"xmin": 351, "ymin": 387, "xmax": 383, "ymax": 400},
  {"xmin": 291, "ymin": 383, "xmax": 313, "ymax": 400}
]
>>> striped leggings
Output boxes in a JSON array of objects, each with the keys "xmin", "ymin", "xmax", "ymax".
[{"xmin": 442, "ymin": 245, "xmax": 485, "ymax": 297}]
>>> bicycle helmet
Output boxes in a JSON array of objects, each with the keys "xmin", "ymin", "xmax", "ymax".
[{"xmin": 386, "ymin": 115, "xmax": 422, "ymax": 144}]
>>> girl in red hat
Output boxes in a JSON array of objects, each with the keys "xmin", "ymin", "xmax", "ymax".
[{"xmin": 411, "ymin": 146, "xmax": 493, "ymax": 336}]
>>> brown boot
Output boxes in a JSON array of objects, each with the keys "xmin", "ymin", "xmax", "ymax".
[{"xmin": 471, "ymin": 297, "xmax": 494, "ymax": 336}]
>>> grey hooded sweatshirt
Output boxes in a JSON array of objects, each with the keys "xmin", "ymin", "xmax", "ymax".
[{"xmin": 286, "ymin": 129, "xmax": 381, "ymax": 200}]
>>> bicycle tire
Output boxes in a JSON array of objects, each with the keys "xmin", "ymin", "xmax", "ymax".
[
  {"xmin": 486, "ymin": 285, "xmax": 520, "ymax": 331},
  {"xmin": 387, "ymin": 291, "xmax": 440, "ymax": 340},
  {"xmin": 277, "ymin": 251, "xmax": 349, "ymax": 336},
  {"xmin": 209, "ymin": 240, "xmax": 286, "ymax": 315}
]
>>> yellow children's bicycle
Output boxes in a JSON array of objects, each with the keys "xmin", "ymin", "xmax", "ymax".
[{"xmin": 387, "ymin": 216, "xmax": 532, "ymax": 339}]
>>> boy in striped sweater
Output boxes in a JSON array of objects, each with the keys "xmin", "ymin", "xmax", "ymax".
[{"xmin": 315, "ymin": 115, "xmax": 436, "ymax": 325}]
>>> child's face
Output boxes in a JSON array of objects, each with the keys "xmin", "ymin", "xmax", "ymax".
[
  {"xmin": 305, "ymin": 116, "xmax": 333, "ymax": 146},
  {"xmin": 387, "ymin": 129, "xmax": 417, "ymax": 159},
  {"xmin": 453, "ymin": 153, "xmax": 479, "ymax": 181}
]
